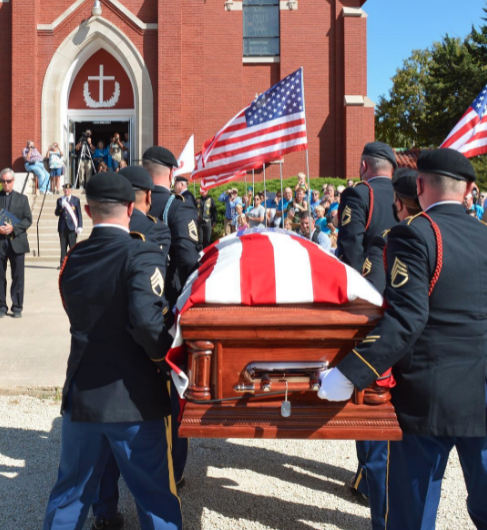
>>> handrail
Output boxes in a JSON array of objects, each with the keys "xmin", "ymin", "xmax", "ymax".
[
  {"xmin": 21, "ymin": 172, "xmax": 32, "ymax": 195},
  {"xmin": 36, "ymin": 189, "xmax": 50, "ymax": 257}
]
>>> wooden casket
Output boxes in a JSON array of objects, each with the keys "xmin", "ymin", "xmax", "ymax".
[{"xmin": 178, "ymin": 301, "xmax": 402, "ymax": 441}]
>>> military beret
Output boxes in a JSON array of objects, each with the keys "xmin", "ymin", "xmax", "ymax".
[
  {"xmin": 417, "ymin": 148, "xmax": 476, "ymax": 182},
  {"xmin": 86, "ymin": 172, "xmax": 135, "ymax": 203},
  {"xmin": 118, "ymin": 166, "xmax": 154, "ymax": 191},
  {"xmin": 174, "ymin": 176, "xmax": 188, "ymax": 183},
  {"xmin": 142, "ymin": 146, "xmax": 178, "ymax": 169},
  {"xmin": 62, "ymin": 184, "xmax": 72, "ymax": 189},
  {"xmin": 392, "ymin": 168, "xmax": 418, "ymax": 199},
  {"xmin": 362, "ymin": 141, "xmax": 398, "ymax": 169}
]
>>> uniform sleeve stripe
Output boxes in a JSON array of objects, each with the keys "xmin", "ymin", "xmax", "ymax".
[
  {"xmin": 152, "ymin": 356, "xmax": 166, "ymax": 362},
  {"xmin": 352, "ymin": 349, "xmax": 380, "ymax": 378}
]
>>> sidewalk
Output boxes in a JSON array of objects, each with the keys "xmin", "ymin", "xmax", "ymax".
[{"xmin": 0, "ymin": 260, "xmax": 69, "ymax": 390}]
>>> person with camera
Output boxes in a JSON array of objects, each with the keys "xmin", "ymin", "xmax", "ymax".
[
  {"xmin": 45, "ymin": 143, "xmax": 64, "ymax": 195},
  {"xmin": 109, "ymin": 133, "xmax": 126, "ymax": 171},
  {"xmin": 23, "ymin": 140, "xmax": 50, "ymax": 194},
  {"xmin": 75, "ymin": 129, "xmax": 95, "ymax": 188},
  {"xmin": 218, "ymin": 188, "xmax": 242, "ymax": 235},
  {"xmin": 464, "ymin": 187, "xmax": 484, "ymax": 220}
]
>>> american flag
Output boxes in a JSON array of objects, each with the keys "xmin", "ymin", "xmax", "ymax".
[
  {"xmin": 441, "ymin": 83, "xmax": 487, "ymax": 157},
  {"xmin": 191, "ymin": 67, "xmax": 308, "ymax": 183}
]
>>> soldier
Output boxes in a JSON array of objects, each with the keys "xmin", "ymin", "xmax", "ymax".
[
  {"xmin": 90, "ymin": 166, "xmax": 172, "ymax": 530},
  {"xmin": 173, "ymin": 175, "xmax": 197, "ymax": 209},
  {"xmin": 319, "ymin": 149, "xmax": 487, "ymax": 530},
  {"xmin": 336, "ymin": 142, "xmax": 398, "ymax": 272},
  {"xmin": 54, "ymin": 184, "xmax": 83, "ymax": 270},
  {"xmin": 143, "ymin": 146, "xmax": 201, "ymax": 489},
  {"xmin": 352, "ymin": 168, "xmax": 422, "ymax": 530},
  {"xmin": 43, "ymin": 173, "xmax": 182, "ymax": 530},
  {"xmin": 197, "ymin": 187, "xmax": 217, "ymax": 248}
]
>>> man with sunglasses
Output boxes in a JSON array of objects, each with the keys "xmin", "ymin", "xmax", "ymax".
[{"xmin": 0, "ymin": 169, "xmax": 32, "ymax": 318}]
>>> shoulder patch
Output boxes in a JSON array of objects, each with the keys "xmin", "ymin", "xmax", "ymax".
[
  {"xmin": 147, "ymin": 214, "xmax": 158, "ymax": 224},
  {"xmin": 391, "ymin": 257, "xmax": 409, "ymax": 288},
  {"xmin": 362, "ymin": 257, "xmax": 372, "ymax": 277},
  {"xmin": 130, "ymin": 231, "xmax": 146, "ymax": 241},
  {"xmin": 341, "ymin": 205, "xmax": 352, "ymax": 226}
]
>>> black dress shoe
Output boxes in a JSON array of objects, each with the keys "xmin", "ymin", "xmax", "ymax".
[
  {"xmin": 91, "ymin": 513, "xmax": 124, "ymax": 530},
  {"xmin": 12, "ymin": 312, "xmax": 22, "ymax": 319}
]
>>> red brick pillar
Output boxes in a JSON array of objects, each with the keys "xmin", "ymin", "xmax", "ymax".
[
  {"xmin": 342, "ymin": 6, "xmax": 375, "ymax": 179},
  {"xmin": 157, "ymin": 0, "xmax": 182, "ymax": 152},
  {"xmin": 11, "ymin": 0, "xmax": 39, "ymax": 171},
  {"xmin": 0, "ymin": 3, "xmax": 12, "ymax": 168}
]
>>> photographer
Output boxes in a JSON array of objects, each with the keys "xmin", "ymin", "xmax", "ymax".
[
  {"xmin": 75, "ymin": 129, "xmax": 95, "ymax": 188},
  {"xmin": 22, "ymin": 141, "xmax": 50, "ymax": 195},
  {"xmin": 45, "ymin": 142, "xmax": 63, "ymax": 195},
  {"xmin": 109, "ymin": 132, "xmax": 126, "ymax": 171},
  {"xmin": 464, "ymin": 188, "xmax": 484, "ymax": 220}
]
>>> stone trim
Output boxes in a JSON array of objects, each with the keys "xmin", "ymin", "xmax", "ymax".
[
  {"xmin": 342, "ymin": 7, "xmax": 367, "ymax": 18},
  {"xmin": 243, "ymin": 57, "xmax": 280, "ymax": 64},
  {"xmin": 280, "ymin": 1, "xmax": 298, "ymax": 10},
  {"xmin": 344, "ymin": 95, "xmax": 364, "ymax": 106},
  {"xmin": 225, "ymin": 1, "xmax": 243, "ymax": 11}
]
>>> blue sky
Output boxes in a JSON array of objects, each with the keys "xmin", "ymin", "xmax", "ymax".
[{"xmin": 367, "ymin": 0, "xmax": 486, "ymax": 104}]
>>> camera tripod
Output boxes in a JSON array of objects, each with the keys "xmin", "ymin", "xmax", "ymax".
[{"xmin": 74, "ymin": 140, "xmax": 97, "ymax": 189}]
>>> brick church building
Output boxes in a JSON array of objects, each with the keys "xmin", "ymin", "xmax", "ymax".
[{"xmin": 0, "ymin": 0, "xmax": 373, "ymax": 187}]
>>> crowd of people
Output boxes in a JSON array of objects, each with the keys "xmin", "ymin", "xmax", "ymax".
[{"xmin": 1, "ymin": 139, "xmax": 487, "ymax": 530}]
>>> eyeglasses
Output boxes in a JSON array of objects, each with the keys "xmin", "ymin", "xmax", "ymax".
[{"xmin": 1, "ymin": 179, "xmax": 13, "ymax": 184}]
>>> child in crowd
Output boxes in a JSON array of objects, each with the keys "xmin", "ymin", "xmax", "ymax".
[
  {"xmin": 283, "ymin": 217, "xmax": 293, "ymax": 231},
  {"xmin": 294, "ymin": 172, "xmax": 309, "ymax": 198},
  {"xmin": 233, "ymin": 203, "xmax": 248, "ymax": 230}
]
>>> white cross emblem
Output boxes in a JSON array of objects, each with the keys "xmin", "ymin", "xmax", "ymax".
[
  {"xmin": 88, "ymin": 65, "xmax": 115, "ymax": 103},
  {"xmin": 83, "ymin": 64, "xmax": 120, "ymax": 108}
]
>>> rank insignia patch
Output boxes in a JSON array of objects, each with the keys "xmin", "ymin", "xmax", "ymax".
[
  {"xmin": 342, "ymin": 205, "xmax": 352, "ymax": 226},
  {"xmin": 150, "ymin": 268, "xmax": 164, "ymax": 297},
  {"xmin": 188, "ymin": 220, "xmax": 198, "ymax": 241},
  {"xmin": 391, "ymin": 257, "xmax": 409, "ymax": 288},
  {"xmin": 362, "ymin": 258, "xmax": 372, "ymax": 277}
]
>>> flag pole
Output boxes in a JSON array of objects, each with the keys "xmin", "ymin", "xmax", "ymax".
[
  {"xmin": 279, "ymin": 160, "xmax": 284, "ymax": 229},
  {"xmin": 252, "ymin": 169, "xmax": 255, "ymax": 207},
  {"xmin": 305, "ymin": 149, "xmax": 311, "ymax": 240},
  {"xmin": 263, "ymin": 163, "xmax": 267, "ymax": 227}
]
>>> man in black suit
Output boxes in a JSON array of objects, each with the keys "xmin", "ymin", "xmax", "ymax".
[
  {"xmin": 0, "ymin": 168, "xmax": 32, "ymax": 318},
  {"xmin": 43, "ymin": 173, "xmax": 182, "ymax": 530},
  {"xmin": 320, "ymin": 149, "xmax": 487, "ymax": 530},
  {"xmin": 54, "ymin": 184, "xmax": 83, "ymax": 269}
]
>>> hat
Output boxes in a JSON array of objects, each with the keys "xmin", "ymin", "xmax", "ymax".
[
  {"xmin": 417, "ymin": 148, "xmax": 476, "ymax": 182},
  {"xmin": 392, "ymin": 168, "xmax": 418, "ymax": 199},
  {"xmin": 142, "ymin": 146, "xmax": 178, "ymax": 169},
  {"xmin": 86, "ymin": 172, "xmax": 135, "ymax": 203},
  {"xmin": 62, "ymin": 184, "xmax": 72, "ymax": 189},
  {"xmin": 118, "ymin": 166, "xmax": 154, "ymax": 191},
  {"xmin": 174, "ymin": 176, "xmax": 188, "ymax": 183},
  {"xmin": 362, "ymin": 141, "xmax": 398, "ymax": 169}
]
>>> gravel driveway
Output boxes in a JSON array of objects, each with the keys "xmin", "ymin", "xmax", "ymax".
[{"xmin": 0, "ymin": 396, "xmax": 475, "ymax": 530}]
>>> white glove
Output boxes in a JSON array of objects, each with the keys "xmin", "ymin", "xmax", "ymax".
[
  {"xmin": 61, "ymin": 199, "xmax": 68, "ymax": 208},
  {"xmin": 317, "ymin": 368, "xmax": 355, "ymax": 401},
  {"xmin": 76, "ymin": 227, "xmax": 83, "ymax": 235}
]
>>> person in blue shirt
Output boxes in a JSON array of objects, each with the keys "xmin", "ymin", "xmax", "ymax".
[
  {"xmin": 310, "ymin": 190, "xmax": 322, "ymax": 217},
  {"xmin": 464, "ymin": 191, "xmax": 484, "ymax": 220},
  {"xmin": 274, "ymin": 187, "xmax": 293, "ymax": 227},
  {"xmin": 218, "ymin": 188, "xmax": 242, "ymax": 235},
  {"xmin": 93, "ymin": 141, "xmax": 109, "ymax": 171}
]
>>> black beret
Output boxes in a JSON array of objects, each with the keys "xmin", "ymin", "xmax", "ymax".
[
  {"xmin": 118, "ymin": 166, "xmax": 154, "ymax": 191},
  {"xmin": 392, "ymin": 168, "xmax": 418, "ymax": 199},
  {"xmin": 174, "ymin": 176, "xmax": 188, "ymax": 183},
  {"xmin": 417, "ymin": 148, "xmax": 476, "ymax": 182},
  {"xmin": 362, "ymin": 141, "xmax": 398, "ymax": 169},
  {"xmin": 62, "ymin": 184, "xmax": 72, "ymax": 189},
  {"xmin": 142, "ymin": 146, "xmax": 178, "ymax": 169},
  {"xmin": 86, "ymin": 172, "xmax": 135, "ymax": 203}
]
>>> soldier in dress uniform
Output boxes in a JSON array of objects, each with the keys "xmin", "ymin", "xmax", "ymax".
[
  {"xmin": 54, "ymin": 184, "xmax": 83, "ymax": 269},
  {"xmin": 336, "ymin": 142, "xmax": 398, "ymax": 272},
  {"xmin": 197, "ymin": 188, "xmax": 217, "ymax": 248},
  {"xmin": 90, "ymin": 166, "xmax": 172, "ymax": 530},
  {"xmin": 319, "ymin": 149, "xmax": 487, "ymax": 530},
  {"xmin": 173, "ymin": 175, "xmax": 197, "ymax": 209},
  {"xmin": 43, "ymin": 173, "xmax": 182, "ymax": 530},
  {"xmin": 143, "ymin": 146, "xmax": 201, "ymax": 489},
  {"xmin": 351, "ymin": 168, "xmax": 422, "ymax": 530}
]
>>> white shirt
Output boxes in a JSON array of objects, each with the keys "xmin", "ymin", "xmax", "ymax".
[
  {"xmin": 93, "ymin": 223, "xmax": 130, "ymax": 233},
  {"xmin": 425, "ymin": 200, "xmax": 461, "ymax": 212}
]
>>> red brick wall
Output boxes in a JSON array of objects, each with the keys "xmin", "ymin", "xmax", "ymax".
[{"xmin": 0, "ymin": 3, "xmax": 12, "ymax": 169}]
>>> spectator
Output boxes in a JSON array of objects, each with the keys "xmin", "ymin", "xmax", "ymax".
[
  {"xmin": 283, "ymin": 217, "xmax": 293, "ymax": 231},
  {"xmin": 93, "ymin": 141, "xmax": 109, "ymax": 171},
  {"xmin": 197, "ymin": 188, "xmax": 217, "ymax": 248},
  {"xmin": 109, "ymin": 133, "xmax": 126, "ymax": 171},
  {"xmin": 314, "ymin": 205, "xmax": 329, "ymax": 232},
  {"xmin": 299, "ymin": 213, "xmax": 331, "ymax": 251},
  {"xmin": 480, "ymin": 190, "xmax": 487, "ymax": 208},
  {"xmin": 347, "ymin": 179, "xmax": 354, "ymax": 188},
  {"xmin": 464, "ymin": 192, "xmax": 484, "ymax": 220},
  {"xmin": 274, "ymin": 187, "xmax": 293, "ymax": 227},
  {"xmin": 23, "ymin": 140, "xmax": 50, "ymax": 194},
  {"xmin": 243, "ymin": 191, "xmax": 254, "ymax": 214},
  {"xmin": 122, "ymin": 132, "xmax": 130, "ymax": 163},
  {"xmin": 117, "ymin": 159, "xmax": 128, "ymax": 172},
  {"xmin": 247, "ymin": 194, "xmax": 266, "ymax": 228},
  {"xmin": 75, "ymin": 129, "xmax": 95, "ymax": 188},
  {"xmin": 46, "ymin": 142, "xmax": 63, "ymax": 195},
  {"xmin": 0, "ymin": 169, "xmax": 32, "ymax": 318},
  {"xmin": 288, "ymin": 187, "xmax": 308, "ymax": 228},
  {"xmin": 233, "ymin": 203, "xmax": 248, "ymax": 230},
  {"xmin": 310, "ymin": 190, "xmax": 322, "ymax": 216},
  {"xmin": 97, "ymin": 162, "xmax": 109, "ymax": 173},
  {"xmin": 218, "ymin": 188, "xmax": 241, "ymax": 235},
  {"xmin": 294, "ymin": 171, "xmax": 309, "ymax": 197}
]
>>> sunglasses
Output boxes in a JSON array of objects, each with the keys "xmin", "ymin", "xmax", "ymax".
[{"xmin": 1, "ymin": 179, "xmax": 13, "ymax": 184}]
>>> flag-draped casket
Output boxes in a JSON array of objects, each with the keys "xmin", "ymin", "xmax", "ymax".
[{"xmin": 167, "ymin": 229, "xmax": 402, "ymax": 440}]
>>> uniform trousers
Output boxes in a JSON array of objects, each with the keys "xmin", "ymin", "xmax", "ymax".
[
  {"xmin": 59, "ymin": 230, "xmax": 77, "ymax": 266},
  {"xmin": 92, "ymin": 381, "xmax": 187, "ymax": 520},
  {"xmin": 43, "ymin": 407, "xmax": 182, "ymax": 530},
  {"xmin": 382, "ymin": 385, "xmax": 487, "ymax": 530},
  {"xmin": 0, "ymin": 238, "xmax": 25, "ymax": 314},
  {"xmin": 353, "ymin": 440, "xmax": 388, "ymax": 530},
  {"xmin": 198, "ymin": 220, "xmax": 213, "ymax": 248}
]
